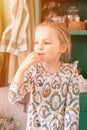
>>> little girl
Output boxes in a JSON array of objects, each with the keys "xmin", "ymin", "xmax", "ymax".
[{"xmin": 8, "ymin": 21, "xmax": 80, "ymax": 130}]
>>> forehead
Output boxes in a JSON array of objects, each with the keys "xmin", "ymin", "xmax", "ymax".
[{"xmin": 35, "ymin": 26, "xmax": 58, "ymax": 39}]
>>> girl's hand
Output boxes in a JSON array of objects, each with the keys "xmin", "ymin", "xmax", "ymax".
[
  {"xmin": 13, "ymin": 52, "xmax": 40, "ymax": 85},
  {"xmin": 19, "ymin": 52, "xmax": 40, "ymax": 71}
]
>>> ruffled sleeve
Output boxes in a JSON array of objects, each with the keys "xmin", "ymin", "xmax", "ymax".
[{"xmin": 8, "ymin": 65, "xmax": 36, "ymax": 104}]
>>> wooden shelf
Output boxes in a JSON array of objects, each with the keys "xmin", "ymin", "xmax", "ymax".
[
  {"xmin": 42, "ymin": 0, "xmax": 87, "ymax": 3},
  {"xmin": 70, "ymin": 30, "xmax": 87, "ymax": 35}
]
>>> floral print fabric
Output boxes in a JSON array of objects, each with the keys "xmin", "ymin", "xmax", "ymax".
[{"xmin": 9, "ymin": 61, "xmax": 80, "ymax": 130}]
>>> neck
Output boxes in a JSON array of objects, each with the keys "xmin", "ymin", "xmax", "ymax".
[{"xmin": 42, "ymin": 61, "xmax": 61, "ymax": 74}]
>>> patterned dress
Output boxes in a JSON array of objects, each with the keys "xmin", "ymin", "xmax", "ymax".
[{"xmin": 9, "ymin": 61, "xmax": 80, "ymax": 130}]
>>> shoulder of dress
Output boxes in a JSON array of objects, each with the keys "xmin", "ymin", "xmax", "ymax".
[
  {"xmin": 69, "ymin": 61, "xmax": 79, "ymax": 75},
  {"xmin": 61, "ymin": 61, "xmax": 79, "ymax": 75},
  {"xmin": 63, "ymin": 60, "xmax": 79, "ymax": 68}
]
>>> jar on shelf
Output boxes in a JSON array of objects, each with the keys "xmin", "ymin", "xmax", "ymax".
[
  {"xmin": 84, "ymin": 19, "xmax": 87, "ymax": 29},
  {"xmin": 65, "ymin": 6, "xmax": 80, "ymax": 26}
]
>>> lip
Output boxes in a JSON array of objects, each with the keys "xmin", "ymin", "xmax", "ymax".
[{"xmin": 37, "ymin": 52, "xmax": 45, "ymax": 55}]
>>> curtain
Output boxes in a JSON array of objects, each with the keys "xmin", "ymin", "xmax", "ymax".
[
  {"xmin": 0, "ymin": 0, "xmax": 33, "ymax": 54},
  {"xmin": 0, "ymin": 0, "xmax": 36, "ymax": 87},
  {"xmin": 0, "ymin": 0, "xmax": 10, "ymax": 87}
]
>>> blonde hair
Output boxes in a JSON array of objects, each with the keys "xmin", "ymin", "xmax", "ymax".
[{"xmin": 35, "ymin": 20, "xmax": 72, "ymax": 62}]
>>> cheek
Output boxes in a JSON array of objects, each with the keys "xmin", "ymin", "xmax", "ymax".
[
  {"xmin": 46, "ymin": 48, "xmax": 58, "ymax": 58},
  {"xmin": 34, "ymin": 45, "xmax": 37, "ymax": 51},
  {"xmin": 50, "ymin": 47, "xmax": 61, "ymax": 57},
  {"xmin": 46, "ymin": 47, "xmax": 53, "ymax": 54},
  {"xmin": 48, "ymin": 46, "xmax": 59, "ymax": 53}
]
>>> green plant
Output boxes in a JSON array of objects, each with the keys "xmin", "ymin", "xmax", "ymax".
[{"xmin": 0, "ymin": 117, "xmax": 15, "ymax": 130}]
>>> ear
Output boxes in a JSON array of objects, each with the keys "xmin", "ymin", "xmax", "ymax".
[{"xmin": 61, "ymin": 44, "xmax": 67, "ymax": 53}]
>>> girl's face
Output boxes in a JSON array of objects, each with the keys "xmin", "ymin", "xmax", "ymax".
[{"xmin": 34, "ymin": 26, "xmax": 66, "ymax": 64}]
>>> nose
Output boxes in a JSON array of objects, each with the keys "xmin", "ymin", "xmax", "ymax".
[{"xmin": 37, "ymin": 42, "xmax": 44, "ymax": 50}]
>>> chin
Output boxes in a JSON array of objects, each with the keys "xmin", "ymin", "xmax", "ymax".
[
  {"xmin": 40, "ymin": 58, "xmax": 45, "ymax": 62},
  {"xmin": 40, "ymin": 58, "xmax": 44, "ymax": 62}
]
